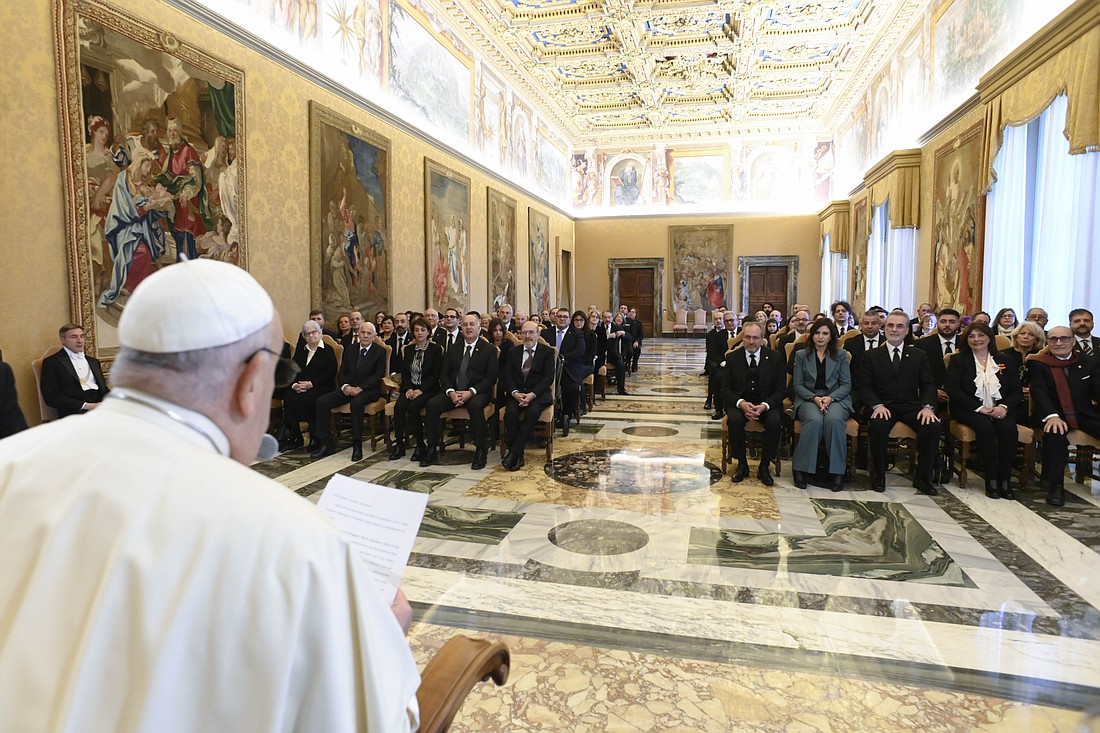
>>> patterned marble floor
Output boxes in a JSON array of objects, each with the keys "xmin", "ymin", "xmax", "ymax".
[{"xmin": 259, "ymin": 339, "xmax": 1100, "ymax": 730}]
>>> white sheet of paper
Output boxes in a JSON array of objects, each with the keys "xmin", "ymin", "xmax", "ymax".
[{"xmin": 316, "ymin": 474, "xmax": 429, "ymax": 602}]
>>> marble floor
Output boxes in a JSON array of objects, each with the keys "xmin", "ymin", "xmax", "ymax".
[{"xmin": 259, "ymin": 339, "xmax": 1100, "ymax": 731}]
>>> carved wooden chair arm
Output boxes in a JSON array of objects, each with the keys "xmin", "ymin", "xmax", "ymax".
[{"xmin": 416, "ymin": 636, "xmax": 511, "ymax": 733}]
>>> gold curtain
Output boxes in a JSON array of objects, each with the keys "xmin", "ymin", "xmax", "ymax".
[
  {"xmin": 818, "ymin": 201, "xmax": 851, "ymax": 254},
  {"xmin": 979, "ymin": 0, "xmax": 1099, "ymax": 192},
  {"xmin": 863, "ymin": 150, "xmax": 921, "ymax": 229}
]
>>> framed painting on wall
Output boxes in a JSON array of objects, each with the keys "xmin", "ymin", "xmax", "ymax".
[
  {"xmin": 55, "ymin": 0, "xmax": 246, "ymax": 358},
  {"xmin": 487, "ymin": 188, "xmax": 516, "ymax": 313},
  {"xmin": 668, "ymin": 225, "xmax": 732, "ymax": 314},
  {"xmin": 528, "ymin": 208, "xmax": 551, "ymax": 315},
  {"xmin": 309, "ymin": 102, "xmax": 390, "ymax": 325},
  {"xmin": 931, "ymin": 122, "xmax": 985, "ymax": 315},
  {"xmin": 424, "ymin": 159, "xmax": 471, "ymax": 312}
]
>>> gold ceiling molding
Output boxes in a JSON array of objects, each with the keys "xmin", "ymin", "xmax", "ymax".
[
  {"xmin": 864, "ymin": 148, "xmax": 921, "ymax": 228},
  {"xmin": 978, "ymin": 0, "xmax": 1099, "ymax": 192},
  {"xmin": 443, "ymin": 0, "xmax": 928, "ymax": 146},
  {"xmin": 818, "ymin": 201, "xmax": 851, "ymax": 255}
]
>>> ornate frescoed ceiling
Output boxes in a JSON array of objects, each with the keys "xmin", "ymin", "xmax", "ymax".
[{"xmin": 443, "ymin": 0, "xmax": 926, "ymax": 146}]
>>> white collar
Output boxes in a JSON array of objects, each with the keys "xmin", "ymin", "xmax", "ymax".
[
  {"xmin": 63, "ymin": 346, "xmax": 86, "ymax": 359},
  {"xmin": 939, "ymin": 334, "xmax": 955, "ymax": 344},
  {"xmin": 105, "ymin": 387, "xmax": 231, "ymax": 456}
]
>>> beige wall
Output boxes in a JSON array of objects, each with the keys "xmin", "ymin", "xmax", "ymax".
[
  {"xmin": 574, "ymin": 214, "xmax": 821, "ymax": 332},
  {"xmin": 0, "ymin": 0, "xmax": 573, "ymax": 425}
]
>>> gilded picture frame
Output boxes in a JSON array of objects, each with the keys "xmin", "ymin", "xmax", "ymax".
[
  {"xmin": 668, "ymin": 225, "xmax": 733, "ymax": 314},
  {"xmin": 931, "ymin": 122, "xmax": 985, "ymax": 314},
  {"xmin": 486, "ymin": 188, "xmax": 517, "ymax": 313},
  {"xmin": 54, "ymin": 0, "xmax": 246, "ymax": 358},
  {"xmin": 424, "ymin": 159, "xmax": 471, "ymax": 312},
  {"xmin": 309, "ymin": 102, "xmax": 391, "ymax": 325}
]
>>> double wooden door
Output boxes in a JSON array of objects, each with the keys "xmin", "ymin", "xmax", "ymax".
[
  {"xmin": 746, "ymin": 266, "xmax": 788, "ymax": 316},
  {"xmin": 617, "ymin": 267, "xmax": 655, "ymax": 337}
]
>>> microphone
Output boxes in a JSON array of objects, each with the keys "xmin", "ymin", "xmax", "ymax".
[{"xmin": 256, "ymin": 433, "xmax": 280, "ymax": 462}]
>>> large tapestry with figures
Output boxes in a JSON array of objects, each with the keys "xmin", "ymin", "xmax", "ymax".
[
  {"xmin": 669, "ymin": 225, "xmax": 732, "ymax": 314},
  {"xmin": 931, "ymin": 122, "xmax": 984, "ymax": 314}
]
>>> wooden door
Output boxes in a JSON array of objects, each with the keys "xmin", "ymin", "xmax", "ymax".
[
  {"xmin": 747, "ymin": 266, "xmax": 788, "ymax": 316},
  {"xmin": 617, "ymin": 267, "xmax": 655, "ymax": 337}
]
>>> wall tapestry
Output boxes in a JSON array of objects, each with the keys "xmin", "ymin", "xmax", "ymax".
[
  {"xmin": 931, "ymin": 121, "xmax": 985, "ymax": 314},
  {"xmin": 528, "ymin": 208, "xmax": 551, "ymax": 315},
  {"xmin": 669, "ymin": 225, "xmax": 732, "ymax": 314},
  {"xmin": 424, "ymin": 159, "xmax": 471, "ymax": 312},
  {"xmin": 55, "ymin": 0, "xmax": 246, "ymax": 356},
  {"xmin": 310, "ymin": 102, "xmax": 390, "ymax": 324},
  {"xmin": 487, "ymin": 188, "xmax": 517, "ymax": 313}
]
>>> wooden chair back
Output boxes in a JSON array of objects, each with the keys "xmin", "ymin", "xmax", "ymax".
[{"xmin": 31, "ymin": 345, "xmax": 61, "ymax": 422}]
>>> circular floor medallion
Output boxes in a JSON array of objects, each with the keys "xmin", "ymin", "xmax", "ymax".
[
  {"xmin": 545, "ymin": 449, "xmax": 722, "ymax": 493},
  {"xmin": 547, "ymin": 519, "xmax": 649, "ymax": 555},
  {"xmin": 621, "ymin": 425, "xmax": 679, "ymax": 437}
]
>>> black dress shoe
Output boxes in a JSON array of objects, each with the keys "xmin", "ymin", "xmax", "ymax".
[
  {"xmin": 710, "ymin": 411, "xmax": 723, "ymax": 421},
  {"xmin": 792, "ymin": 470, "xmax": 808, "ymax": 490},
  {"xmin": 731, "ymin": 462, "xmax": 749, "ymax": 483},
  {"xmin": 999, "ymin": 480, "xmax": 1015, "ymax": 501},
  {"xmin": 871, "ymin": 474, "xmax": 886, "ymax": 492},
  {"xmin": 831, "ymin": 474, "xmax": 844, "ymax": 492},
  {"xmin": 420, "ymin": 445, "xmax": 440, "ymax": 468},
  {"xmin": 508, "ymin": 452, "xmax": 526, "ymax": 471},
  {"xmin": 984, "ymin": 480, "xmax": 999, "ymax": 499},
  {"xmin": 914, "ymin": 478, "xmax": 939, "ymax": 496},
  {"xmin": 350, "ymin": 444, "xmax": 363, "ymax": 461},
  {"xmin": 310, "ymin": 442, "xmax": 336, "ymax": 460},
  {"xmin": 306, "ymin": 438, "xmax": 319, "ymax": 452},
  {"xmin": 388, "ymin": 442, "xmax": 406, "ymax": 461},
  {"xmin": 411, "ymin": 443, "xmax": 426, "ymax": 462},
  {"xmin": 471, "ymin": 447, "xmax": 487, "ymax": 470},
  {"xmin": 757, "ymin": 466, "xmax": 774, "ymax": 487},
  {"xmin": 1044, "ymin": 480, "xmax": 1065, "ymax": 506},
  {"xmin": 562, "ymin": 416, "xmax": 570, "ymax": 437},
  {"xmin": 704, "ymin": 400, "xmax": 713, "ymax": 411}
]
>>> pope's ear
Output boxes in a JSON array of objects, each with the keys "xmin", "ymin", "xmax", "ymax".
[{"xmin": 233, "ymin": 350, "xmax": 267, "ymax": 417}]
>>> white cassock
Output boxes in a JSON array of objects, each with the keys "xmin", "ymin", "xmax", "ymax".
[{"xmin": 0, "ymin": 392, "xmax": 419, "ymax": 732}]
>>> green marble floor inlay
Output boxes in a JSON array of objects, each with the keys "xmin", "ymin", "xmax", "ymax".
[
  {"xmin": 687, "ymin": 499, "xmax": 977, "ymax": 588},
  {"xmin": 418, "ymin": 505, "xmax": 526, "ymax": 544},
  {"xmin": 371, "ymin": 469, "xmax": 454, "ymax": 493}
]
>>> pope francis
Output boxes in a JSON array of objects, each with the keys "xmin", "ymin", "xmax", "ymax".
[{"xmin": 0, "ymin": 260, "xmax": 420, "ymax": 732}]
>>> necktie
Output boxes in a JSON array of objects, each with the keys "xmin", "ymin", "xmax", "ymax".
[
  {"xmin": 867, "ymin": 339, "xmax": 876, "ymax": 350},
  {"xmin": 360, "ymin": 347, "xmax": 368, "ymax": 359},
  {"xmin": 521, "ymin": 348, "xmax": 533, "ymax": 378},
  {"xmin": 448, "ymin": 333, "xmax": 456, "ymax": 350},
  {"xmin": 893, "ymin": 347, "xmax": 901, "ymax": 368},
  {"xmin": 556, "ymin": 330, "xmax": 565, "ymax": 349},
  {"xmin": 944, "ymin": 341, "xmax": 953, "ymax": 355},
  {"xmin": 457, "ymin": 345, "xmax": 472, "ymax": 389},
  {"xmin": 1081, "ymin": 339, "xmax": 1094, "ymax": 356},
  {"xmin": 749, "ymin": 353, "xmax": 757, "ymax": 369}
]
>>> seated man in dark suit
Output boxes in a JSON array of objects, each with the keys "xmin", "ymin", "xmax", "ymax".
[
  {"xmin": 0, "ymin": 360, "xmax": 28, "ymax": 438},
  {"xmin": 422, "ymin": 314, "xmax": 500, "ymax": 470},
  {"xmin": 501, "ymin": 321, "xmax": 555, "ymax": 470},
  {"xmin": 386, "ymin": 311, "xmax": 411, "ymax": 355},
  {"xmin": 913, "ymin": 307, "xmax": 961, "ymax": 482},
  {"xmin": 861, "ymin": 312, "xmax": 942, "ymax": 495},
  {"xmin": 704, "ymin": 311, "xmax": 734, "ymax": 415},
  {"xmin": 1070, "ymin": 308, "xmax": 1100, "ymax": 360},
  {"xmin": 597, "ymin": 310, "xmax": 629, "ymax": 395},
  {"xmin": 845, "ymin": 310, "xmax": 886, "ymax": 407},
  {"xmin": 542, "ymin": 308, "xmax": 585, "ymax": 433},
  {"xmin": 311, "ymin": 321, "xmax": 386, "ymax": 461},
  {"xmin": 721, "ymin": 322, "xmax": 786, "ymax": 486},
  {"xmin": 339, "ymin": 310, "xmax": 364, "ymax": 348},
  {"xmin": 1029, "ymin": 326, "xmax": 1100, "ymax": 506},
  {"xmin": 40, "ymin": 323, "xmax": 109, "ymax": 418}
]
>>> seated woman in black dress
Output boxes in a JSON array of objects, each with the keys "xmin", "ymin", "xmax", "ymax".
[
  {"xmin": 999, "ymin": 320, "xmax": 1045, "ymax": 427},
  {"xmin": 572, "ymin": 310, "xmax": 597, "ymax": 414},
  {"xmin": 389, "ymin": 317, "xmax": 443, "ymax": 461},
  {"xmin": 486, "ymin": 318, "xmax": 514, "ymax": 442},
  {"xmin": 944, "ymin": 321, "xmax": 1022, "ymax": 499},
  {"xmin": 281, "ymin": 320, "xmax": 338, "ymax": 451}
]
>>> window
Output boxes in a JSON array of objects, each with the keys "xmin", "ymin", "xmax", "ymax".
[
  {"xmin": 865, "ymin": 200, "xmax": 916, "ymax": 312},
  {"xmin": 819, "ymin": 234, "xmax": 849, "ymax": 312}
]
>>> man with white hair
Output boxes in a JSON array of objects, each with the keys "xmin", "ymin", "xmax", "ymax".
[{"xmin": 0, "ymin": 260, "xmax": 419, "ymax": 731}]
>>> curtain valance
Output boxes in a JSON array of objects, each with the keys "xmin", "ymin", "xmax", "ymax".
[
  {"xmin": 818, "ymin": 201, "xmax": 851, "ymax": 254},
  {"xmin": 863, "ymin": 150, "xmax": 921, "ymax": 228}
]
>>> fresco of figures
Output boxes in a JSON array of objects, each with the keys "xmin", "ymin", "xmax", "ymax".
[
  {"xmin": 669, "ymin": 225, "xmax": 732, "ymax": 314},
  {"xmin": 310, "ymin": 103, "xmax": 390, "ymax": 323},
  {"xmin": 487, "ymin": 189, "xmax": 517, "ymax": 312},
  {"xmin": 528, "ymin": 208, "xmax": 551, "ymax": 316},
  {"xmin": 425, "ymin": 160, "xmax": 472, "ymax": 312},
  {"xmin": 57, "ymin": 0, "xmax": 246, "ymax": 355},
  {"xmin": 931, "ymin": 122, "xmax": 984, "ymax": 315}
]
